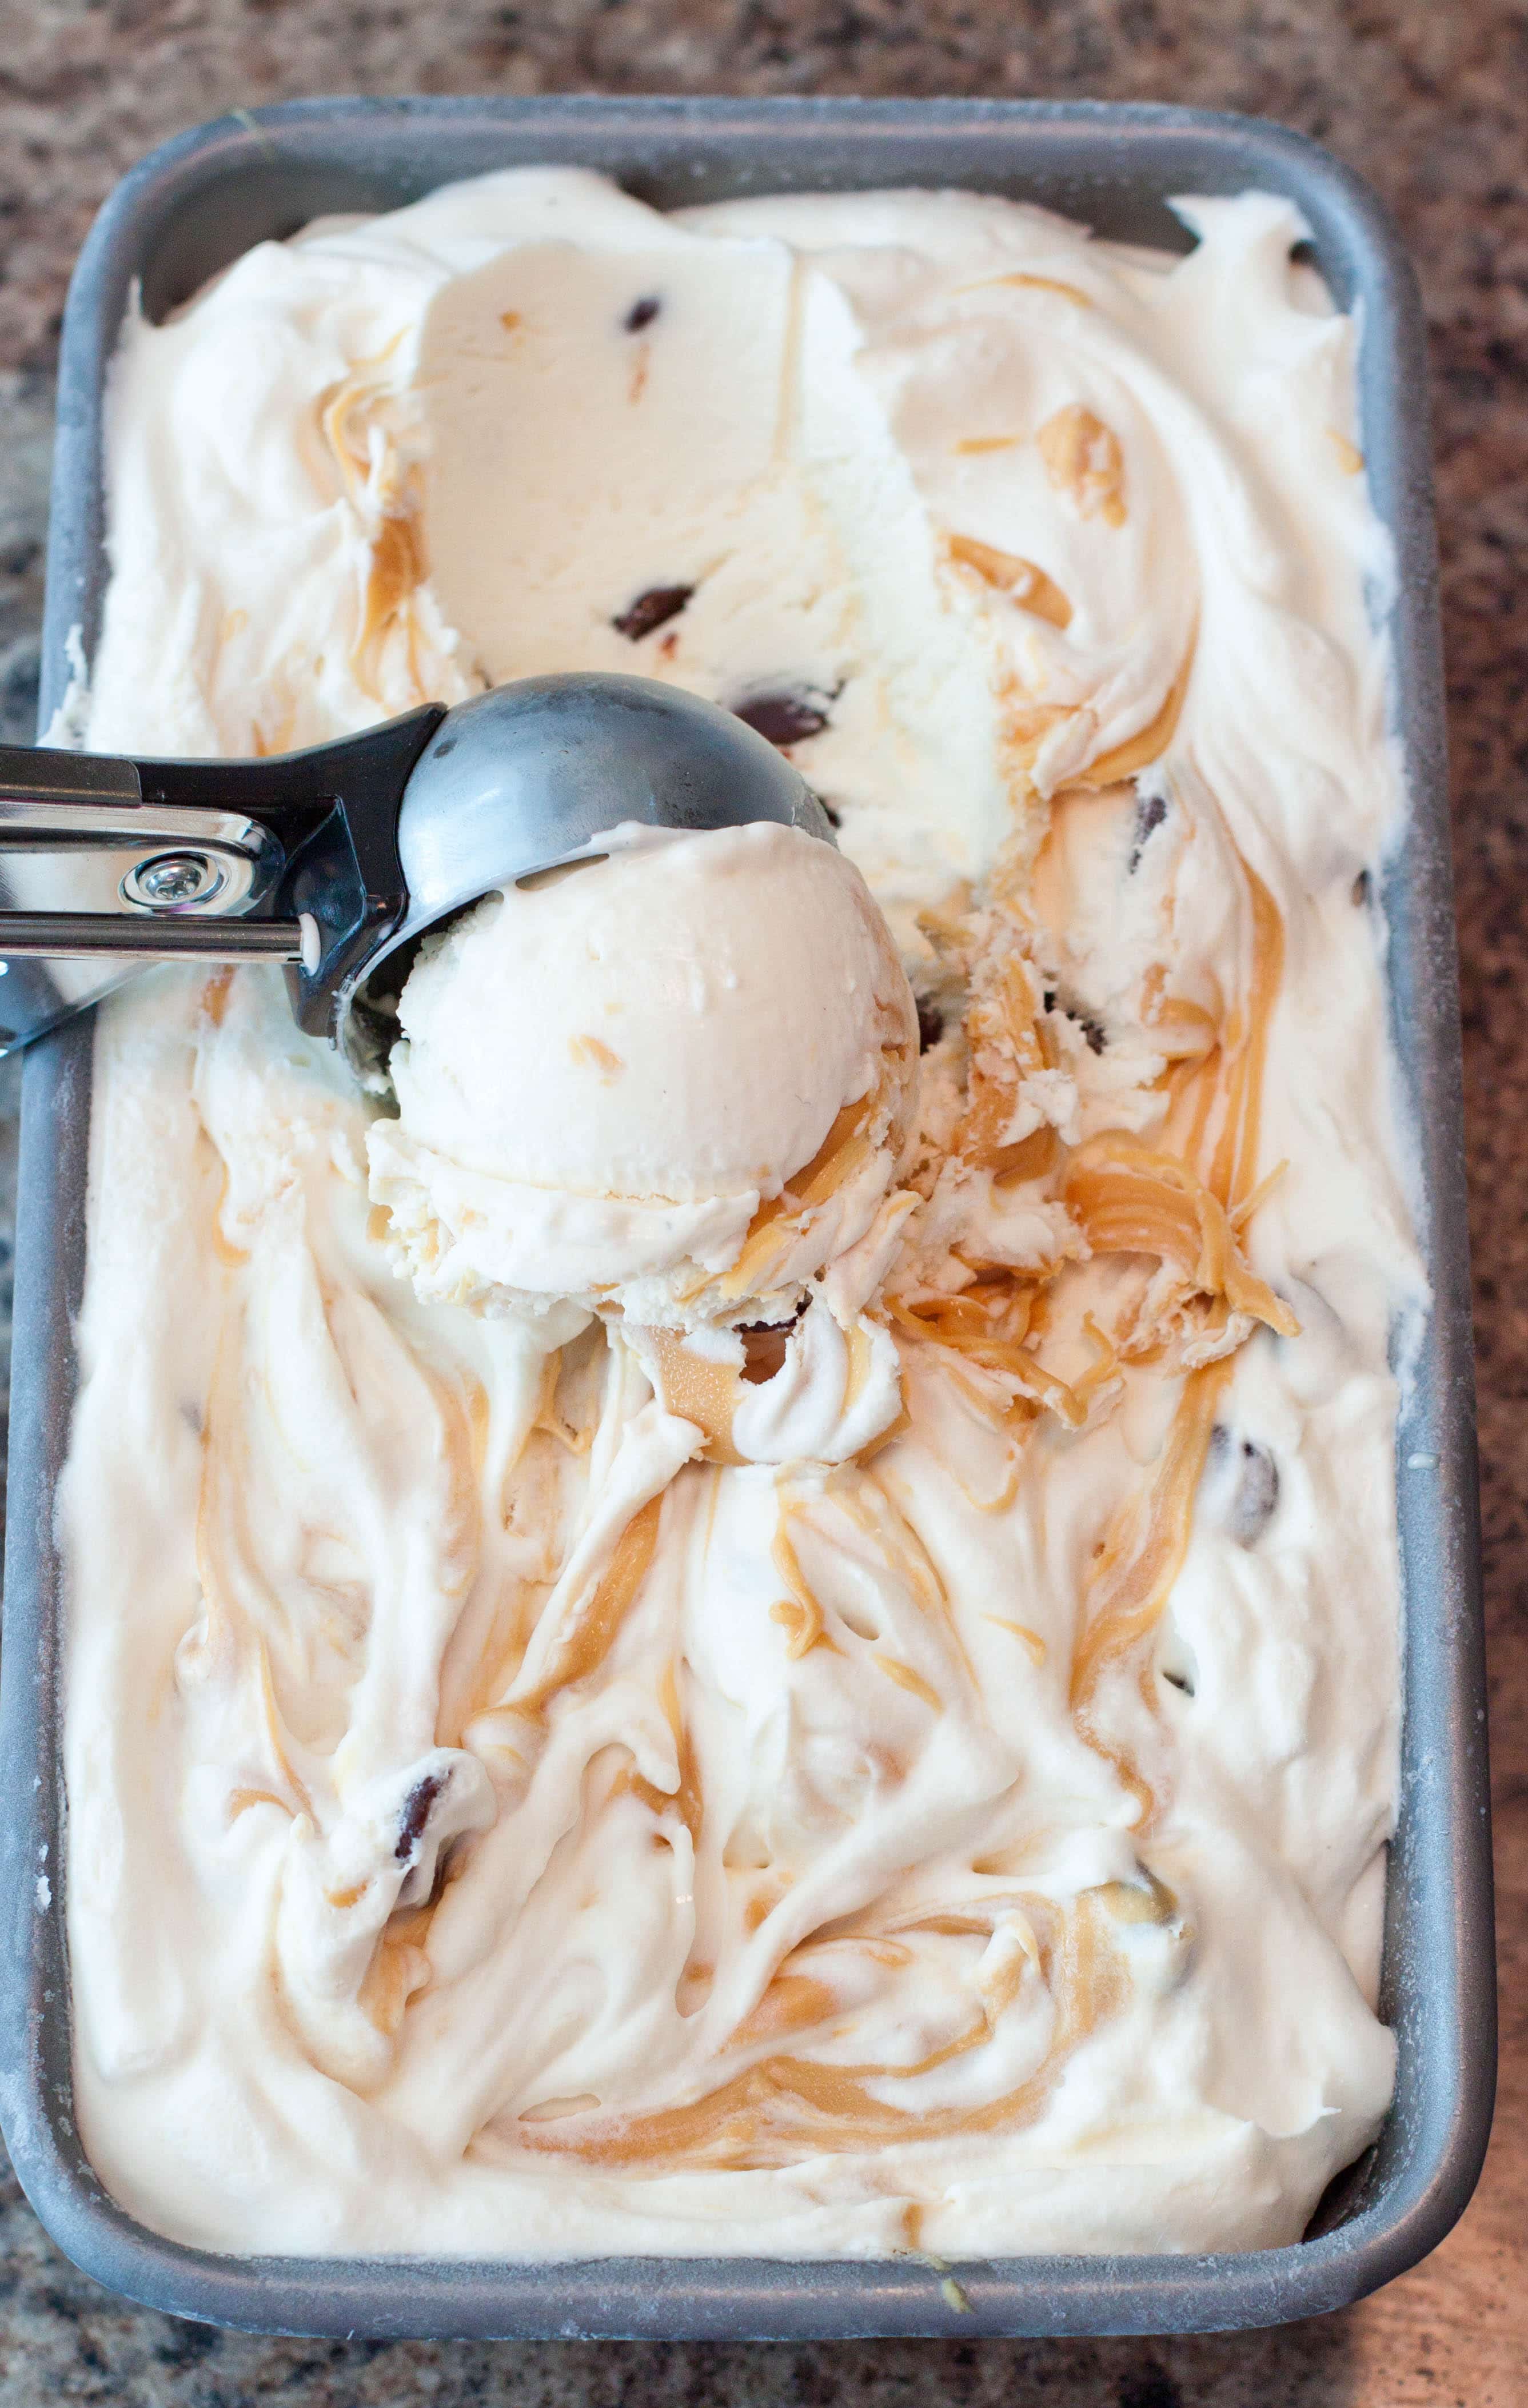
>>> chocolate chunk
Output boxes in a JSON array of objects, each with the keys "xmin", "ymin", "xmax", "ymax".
[
  {"xmin": 740, "ymin": 1329, "xmax": 789, "ymax": 1385},
  {"xmin": 915, "ymin": 995, "xmax": 945, "ymax": 1052},
  {"xmin": 733, "ymin": 691, "xmax": 831, "ymax": 747},
  {"xmin": 819, "ymin": 798, "xmax": 843, "ymax": 830},
  {"xmin": 612, "ymin": 584, "xmax": 693, "ymax": 643},
  {"xmin": 1128, "ymin": 790, "xmax": 1168, "ymax": 871},
  {"xmin": 624, "ymin": 294, "xmax": 661, "ymax": 333},
  {"xmin": 738, "ymin": 1306, "xmax": 804, "ymax": 1386},
  {"xmin": 1206, "ymin": 1426, "xmax": 1280, "ymax": 1547},
  {"xmin": 1351, "ymin": 867, "xmax": 1372, "ymax": 907},
  {"xmin": 1044, "ymin": 986, "xmax": 1106, "ymax": 1054},
  {"xmin": 1161, "ymin": 1667, "xmax": 1195, "ymax": 1697},
  {"xmin": 395, "ymin": 1772, "xmax": 445, "ymax": 1864},
  {"xmin": 1227, "ymin": 1440, "xmax": 1279, "ymax": 1545}
]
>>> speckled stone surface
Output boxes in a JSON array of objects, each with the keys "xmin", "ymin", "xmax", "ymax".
[{"xmin": 0, "ymin": 5, "xmax": 1523, "ymax": 2401}]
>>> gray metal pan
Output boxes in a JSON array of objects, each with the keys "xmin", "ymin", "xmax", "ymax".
[{"xmin": 0, "ymin": 95, "xmax": 1493, "ymax": 2342}]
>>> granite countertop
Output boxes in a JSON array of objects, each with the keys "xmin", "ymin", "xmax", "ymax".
[{"xmin": 0, "ymin": 5, "xmax": 1522, "ymax": 2402}]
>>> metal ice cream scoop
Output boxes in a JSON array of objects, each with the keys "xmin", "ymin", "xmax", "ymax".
[{"xmin": 0, "ymin": 673, "xmax": 833, "ymax": 1080}]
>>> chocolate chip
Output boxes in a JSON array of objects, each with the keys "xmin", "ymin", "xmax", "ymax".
[
  {"xmin": 624, "ymin": 294, "xmax": 661, "ymax": 333},
  {"xmin": 612, "ymin": 583, "xmax": 693, "ymax": 642},
  {"xmin": 1045, "ymin": 987, "xmax": 1106, "ymax": 1053},
  {"xmin": 1128, "ymin": 790, "xmax": 1168, "ymax": 872},
  {"xmin": 738, "ymin": 1306, "xmax": 804, "ymax": 1386},
  {"xmin": 1158, "ymin": 1623, "xmax": 1199, "ymax": 1701},
  {"xmin": 1229, "ymin": 1440, "xmax": 1279, "ymax": 1545},
  {"xmin": 740, "ymin": 1329, "xmax": 789, "ymax": 1385},
  {"xmin": 1352, "ymin": 867, "xmax": 1372, "ymax": 907},
  {"xmin": 819, "ymin": 799, "xmax": 843, "ymax": 830},
  {"xmin": 915, "ymin": 995, "xmax": 945, "ymax": 1052},
  {"xmin": 1206, "ymin": 1426, "xmax": 1280, "ymax": 1546},
  {"xmin": 732, "ymin": 691, "xmax": 831, "ymax": 747},
  {"xmin": 395, "ymin": 1773, "xmax": 445, "ymax": 1863}
]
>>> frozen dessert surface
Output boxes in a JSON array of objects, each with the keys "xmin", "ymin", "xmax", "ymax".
[
  {"xmin": 61, "ymin": 166, "xmax": 1421, "ymax": 2262},
  {"xmin": 369, "ymin": 818, "xmax": 917, "ymax": 1337}
]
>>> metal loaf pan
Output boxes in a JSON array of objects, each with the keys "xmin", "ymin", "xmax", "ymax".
[{"xmin": 0, "ymin": 95, "xmax": 1494, "ymax": 2342}]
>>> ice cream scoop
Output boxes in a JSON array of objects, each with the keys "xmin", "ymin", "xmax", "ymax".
[
  {"xmin": 0, "ymin": 672, "xmax": 832, "ymax": 1078},
  {"xmin": 366, "ymin": 818, "xmax": 920, "ymax": 1333}
]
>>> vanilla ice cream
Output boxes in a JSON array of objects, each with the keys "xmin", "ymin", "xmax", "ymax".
[
  {"xmin": 58, "ymin": 169, "xmax": 1421, "ymax": 2262},
  {"xmin": 367, "ymin": 818, "xmax": 918, "ymax": 1349}
]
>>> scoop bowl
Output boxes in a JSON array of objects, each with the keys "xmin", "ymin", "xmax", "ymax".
[{"xmin": 345, "ymin": 674, "xmax": 834, "ymax": 1079}]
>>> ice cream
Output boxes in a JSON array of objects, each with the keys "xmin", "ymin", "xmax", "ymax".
[
  {"xmin": 367, "ymin": 818, "xmax": 919, "ymax": 1342},
  {"xmin": 58, "ymin": 167, "xmax": 1422, "ymax": 2263}
]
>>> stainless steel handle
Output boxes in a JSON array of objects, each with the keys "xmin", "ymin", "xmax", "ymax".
[
  {"xmin": 0, "ymin": 705, "xmax": 443, "ymax": 1055},
  {"xmin": 0, "ymin": 743, "xmax": 285, "ymax": 927},
  {"xmin": 0, "ymin": 914, "xmax": 304, "ymax": 959},
  {"xmin": 0, "ymin": 740, "xmax": 310, "ymax": 1055},
  {"xmin": 0, "ymin": 747, "xmax": 141, "ymax": 804}
]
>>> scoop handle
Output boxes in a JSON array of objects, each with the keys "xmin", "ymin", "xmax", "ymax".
[{"xmin": 0, "ymin": 705, "xmax": 444, "ymax": 1054}]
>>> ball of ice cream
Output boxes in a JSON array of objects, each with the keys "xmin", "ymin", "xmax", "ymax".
[{"xmin": 366, "ymin": 821, "xmax": 919, "ymax": 1333}]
